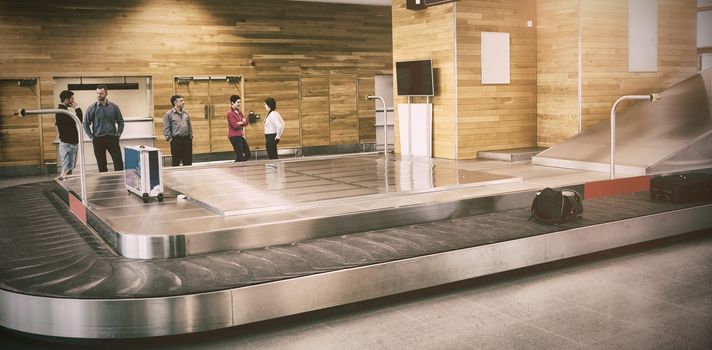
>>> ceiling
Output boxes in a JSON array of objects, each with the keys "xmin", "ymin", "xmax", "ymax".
[{"xmin": 289, "ymin": 0, "xmax": 391, "ymax": 6}]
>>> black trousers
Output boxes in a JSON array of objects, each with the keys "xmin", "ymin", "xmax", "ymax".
[
  {"xmin": 265, "ymin": 133, "xmax": 278, "ymax": 159},
  {"xmin": 229, "ymin": 136, "xmax": 251, "ymax": 162},
  {"xmin": 92, "ymin": 135, "xmax": 123, "ymax": 172},
  {"xmin": 170, "ymin": 136, "xmax": 193, "ymax": 166}
]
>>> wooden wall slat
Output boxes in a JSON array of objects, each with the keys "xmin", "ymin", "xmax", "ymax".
[
  {"xmin": 456, "ymin": 0, "xmax": 538, "ymax": 158},
  {"xmin": 0, "ymin": 81, "xmax": 41, "ymax": 166},
  {"xmin": 538, "ymin": 0, "xmax": 698, "ymax": 147}
]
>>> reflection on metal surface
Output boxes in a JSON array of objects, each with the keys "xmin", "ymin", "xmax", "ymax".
[
  {"xmin": 58, "ymin": 154, "xmax": 523, "ymax": 258},
  {"xmin": 0, "ymin": 289, "xmax": 232, "ymax": 339},
  {"xmin": 533, "ymin": 71, "xmax": 712, "ymax": 175},
  {"xmin": 168, "ymin": 155, "xmax": 514, "ymax": 216}
]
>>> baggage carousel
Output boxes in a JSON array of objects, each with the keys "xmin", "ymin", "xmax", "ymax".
[{"xmin": 1, "ymin": 154, "xmax": 711, "ymax": 339}]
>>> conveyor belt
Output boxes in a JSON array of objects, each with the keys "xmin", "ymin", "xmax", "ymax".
[{"xmin": 1, "ymin": 181, "xmax": 709, "ymax": 300}]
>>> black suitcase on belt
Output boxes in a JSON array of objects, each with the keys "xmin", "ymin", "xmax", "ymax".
[{"xmin": 650, "ymin": 173, "xmax": 712, "ymax": 203}]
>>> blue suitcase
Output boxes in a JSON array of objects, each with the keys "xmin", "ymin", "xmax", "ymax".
[{"xmin": 124, "ymin": 145, "xmax": 164, "ymax": 203}]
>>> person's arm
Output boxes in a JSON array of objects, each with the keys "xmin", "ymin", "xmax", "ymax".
[
  {"xmin": 237, "ymin": 111, "xmax": 246, "ymax": 129},
  {"xmin": 163, "ymin": 111, "xmax": 173, "ymax": 142},
  {"xmin": 227, "ymin": 110, "xmax": 239, "ymax": 130},
  {"xmin": 186, "ymin": 112, "xmax": 193, "ymax": 139},
  {"xmin": 275, "ymin": 112, "xmax": 285, "ymax": 140},
  {"xmin": 115, "ymin": 105, "xmax": 125, "ymax": 137},
  {"xmin": 82, "ymin": 106, "xmax": 93, "ymax": 139},
  {"xmin": 75, "ymin": 107, "xmax": 83, "ymax": 122}
]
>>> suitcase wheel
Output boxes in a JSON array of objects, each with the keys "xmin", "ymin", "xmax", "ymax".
[
  {"xmin": 142, "ymin": 193, "xmax": 149, "ymax": 203},
  {"xmin": 157, "ymin": 194, "xmax": 164, "ymax": 202}
]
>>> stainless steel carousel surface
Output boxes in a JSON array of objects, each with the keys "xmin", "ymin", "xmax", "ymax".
[
  {"xmin": 59, "ymin": 154, "xmax": 523, "ymax": 259},
  {"xmin": 1, "ymin": 153, "xmax": 711, "ymax": 339}
]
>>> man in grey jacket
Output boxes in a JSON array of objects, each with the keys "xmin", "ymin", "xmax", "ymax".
[
  {"xmin": 83, "ymin": 85, "xmax": 124, "ymax": 172},
  {"xmin": 162, "ymin": 95, "xmax": 193, "ymax": 166}
]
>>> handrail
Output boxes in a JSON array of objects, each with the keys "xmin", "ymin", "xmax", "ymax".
[
  {"xmin": 367, "ymin": 95, "xmax": 389, "ymax": 156},
  {"xmin": 16, "ymin": 108, "xmax": 88, "ymax": 206},
  {"xmin": 609, "ymin": 94, "xmax": 660, "ymax": 179}
]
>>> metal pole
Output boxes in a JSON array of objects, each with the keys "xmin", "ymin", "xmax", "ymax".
[
  {"xmin": 17, "ymin": 108, "xmax": 88, "ymax": 206},
  {"xmin": 367, "ymin": 95, "xmax": 389, "ymax": 156},
  {"xmin": 609, "ymin": 94, "xmax": 660, "ymax": 179}
]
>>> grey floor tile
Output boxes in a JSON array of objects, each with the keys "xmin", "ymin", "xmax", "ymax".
[
  {"xmin": 241, "ymin": 322, "xmax": 344, "ymax": 350},
  {"xmin": 392, "ymin": 294, "xmax": 520, "ymax": 334},
  {"xmin": 627, "ymin": 281, "xmax": 712, "ymax": 316},
  {"xmin": 640, "ymin": 311, "xmax": 712, "ymax": 348},
  {"xmin": 527, "ymin": 307, "xmax": 637, "ymax": 346},
  {"xmin": 585, "ymin": 327, "xmax": 705, "ymax": 350},
  {"xmin": 461, "ymin": 285, "xmax": 576, "ymax": 322},
  {"xmin": 323, "ymin": 306, "xmax": 475, "ymax": 350},
  {"xmin": 562, "ymin": 289, "xmax": 692, "ymax": 327},
  {"xmin": 454, "ymin": 322, "xmax": 584, "ymax": 350}
]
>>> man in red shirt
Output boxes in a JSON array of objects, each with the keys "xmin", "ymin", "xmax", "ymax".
[{"xmin": 227, "ymin": 95, "xmax": 251, "ymax": 162}]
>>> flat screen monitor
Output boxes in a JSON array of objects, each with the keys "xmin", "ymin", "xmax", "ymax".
[{"xmin": 396, "ymin": 59, "xmax": 434, "ymax": 96}]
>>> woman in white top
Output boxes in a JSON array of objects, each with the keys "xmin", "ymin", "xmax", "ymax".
[{"xmin": 263, "ymin": 97, "xmax": 285, "ymax": 159}]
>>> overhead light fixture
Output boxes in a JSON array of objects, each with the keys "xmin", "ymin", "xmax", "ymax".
[
  {"xmin": 17, "ymin": 79, "xmax": 37, "ymax": 87},
  {"xmin": 407, "ymin": 0, "xmax": 458, "ymax": 11},
  {"xmin": 68, "ymin": 82, "xmax": 139, "ymax": 90},
  {"xmin": 68, "ymin": 76, "xmax": 139, "ymax": 90},
  {"xmin": 176, "ymin": 77, "xmax": 193, "ymax": 84}
]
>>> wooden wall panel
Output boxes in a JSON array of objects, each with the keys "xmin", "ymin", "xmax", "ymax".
[
  {"xmin": 536, "ymin": 0, "xmax": 580, "ymax": 147},
  {"xmin": 456, "ymin": 0, "xmax": 538, "ymax": 158},
  {"xmin": 329, "ymin": 75, "xmax": 359, "ymax": 144},
  {"xmin": 537, "ymin": 0, "xmax": 698, "ymax": 147},
  {"xmin": 300, "ymin": 75, "xmax": 330, "ymax": 147},
  {"xmin": 392, "ymin": 1, "xmax": 456, "ymax": 159},
  {"xmin": 580, "ymin": 0, "xmax": 698, "ymax": 132},
  {"xmin": 358, "ymin": 76, "xmax": 376, "ymax": 144},
  {"xmin": 0, "ymin": 81, "xmax": 41, "ymax": 168},
  {"xmin": 0, "ymin": 0, "xmax": 391, "ymax": 172}
]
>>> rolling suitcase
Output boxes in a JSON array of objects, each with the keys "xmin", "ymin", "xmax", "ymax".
[
  {"xmin": 650, "ymin": 173, "xmax": 712, "ymax": 203},
  {"xmin": 124, "ymin": 145, "xmax": 164, "ymax": 203}
]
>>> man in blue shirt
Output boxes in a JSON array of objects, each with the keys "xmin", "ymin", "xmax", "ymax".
[{"xmin": 83, "ymin": 85, "xmax": 124, "ymax": 172}]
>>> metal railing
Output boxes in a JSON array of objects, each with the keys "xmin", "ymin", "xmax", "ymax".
[
  {"xmin": 16, "ymin": 108, "xmax": 88, "ymax": 206},
  {"xmin": 367, "ymin": 95, "xmax": 389, "ymax": 156},
  {"xmin": 609, "ymin": 94, "xmax": 660, "ymax": 179}
]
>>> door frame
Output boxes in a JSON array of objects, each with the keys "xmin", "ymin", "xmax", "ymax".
[{"xmin": 173, "ymin": 75, "xmax": 244, "ymax": 154}]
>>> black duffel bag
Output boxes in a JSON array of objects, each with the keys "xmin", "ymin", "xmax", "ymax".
[{"xmin": 530, "ymin": 188, "xmax": 583, "ymax": 225}]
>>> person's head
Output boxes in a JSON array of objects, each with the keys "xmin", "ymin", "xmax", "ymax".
[
  {"xmin": 96, "ymin": 85, "xmax": 108, "ymax": 102},
  {"xmin": 59, "ymin": 90, "xmax": 74, "ymax": 105},
  {"xmin": 230, "ymin": 95, "xmax": 241, "ymax": 109},
  {"xmin": 264, "ymin": 97, "xmax": 276, "ymax": 112},
  {"xmin": 171, "ymin": 95, "xmax": 184, "ymax": 109}
]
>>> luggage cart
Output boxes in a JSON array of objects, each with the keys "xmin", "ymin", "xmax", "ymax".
[{"xmin": 124, "ymin": 145, "xmax": 164, "ymax": 203}]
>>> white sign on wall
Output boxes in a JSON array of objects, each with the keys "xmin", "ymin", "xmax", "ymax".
[
  {"xmin": 629, "ymin": 0, "xmax": 658, "ymax": 72},
  {"xmin": 481, "ymin": 32, "xmax": 510, "ymax": 84}
]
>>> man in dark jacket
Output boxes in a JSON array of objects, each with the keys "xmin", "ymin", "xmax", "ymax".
[{"xmin": 55, "ymin": 90, "xmax": 83, "ymax": 179}]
